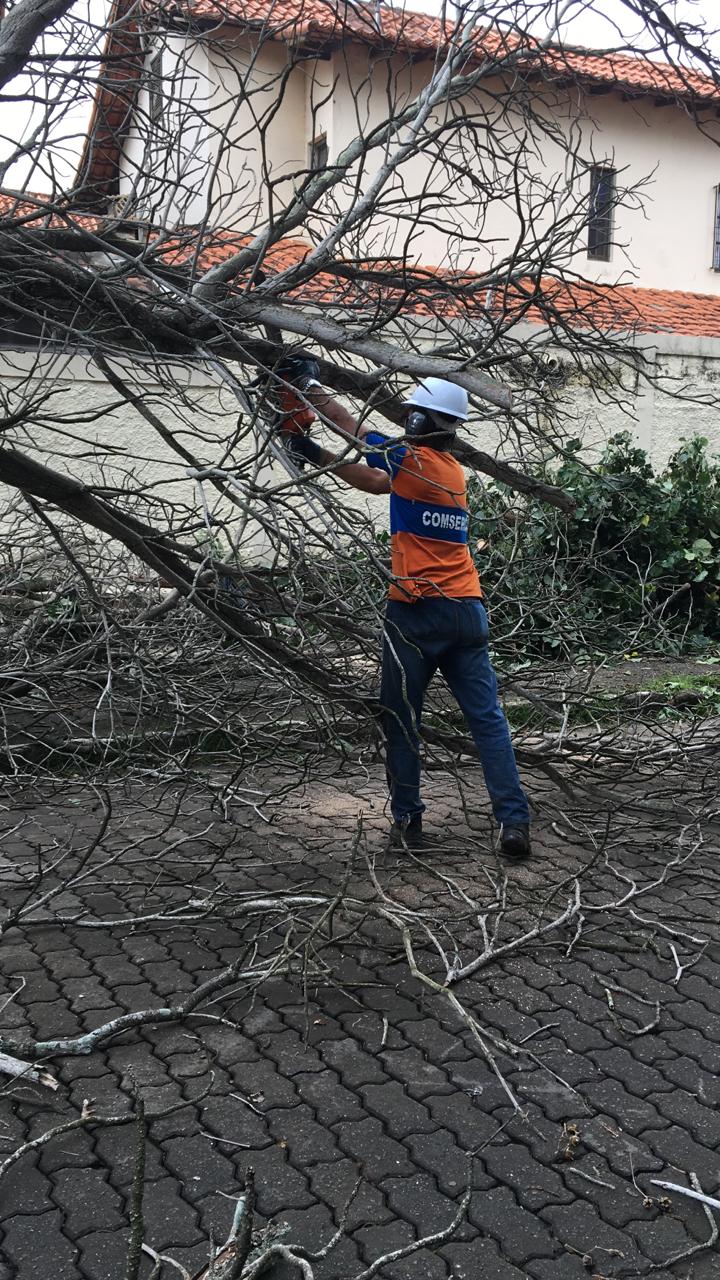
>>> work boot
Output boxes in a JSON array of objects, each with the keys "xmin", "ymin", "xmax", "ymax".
[
  {"xmin": 388, "ymin": 815, "xmax": 424, "ymax": 851},
  {"xmin": 499, "ymin": 823, "xmax": 531, "ymax": 861}
]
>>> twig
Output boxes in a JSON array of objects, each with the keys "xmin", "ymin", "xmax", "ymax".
[{"xmin": 125, "ymin": 1091, "xmax": 147, "ymax": 1280}]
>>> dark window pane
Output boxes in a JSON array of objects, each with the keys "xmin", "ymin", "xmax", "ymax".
[
  {"xmin": 588, "ymin": 165, "xmax": 615, "ymax": 261},
  {"xmin": 713, "ymin": 186, "xmax": 720, "ymax": 271},
  {"xmin": 309, "ymin": 135, "xmax": 328, "ymax": 171},
  {"xmin": 149, "ymin": 50, "xmax": 163, "ymax": 124}
]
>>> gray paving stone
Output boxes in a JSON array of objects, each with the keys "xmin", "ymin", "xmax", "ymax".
[
  {"xmin": 192, "ymin": 1025, "xmax": 260, "ymax": 1065},
  {"xmin": 384, "ymin": 1246, "xmax": 449, "ymax": 1279},
  {"xmin": 2, "ymin": 1211, "xmax": 79, "ymax": 1280},
  {"xmin": 239, "ymin": 1145, "xmax": 315, "ymax": 1216},
  {"xmin": 25, "ymin": 999, "xmax": 79, "ymax": 1038},
  {"xmin": 514, "ymin": 1069, "xmax": 588, "ymax": 1122},
  {"xmin": 397, "ymin": 1018, "xmax": 463, "ymax": 1060},
  {"xmin": 543, "ymin": 1008, "xmax": 609, "ymax": 1054},
  {"xmin": 106, "ymin": 1041, "xmax": 176, "ymax": 1087},
  {"xmin": 199, "ymin": 1093, "xmax": 270, "ymax": 1149},
  {"xmin": 61, "ymin": 978, "xmax": 116, "ymax": 1014},
  {"xmin": 319, "ymin": 1037, "xmax": 390, "ymax": 1088},
  {"xmin": 658, "ymin": 1054, "xmax": 720, "ymax": 1102},
  {"xmin": 336, "ymin": 1116, "xmax": 414, "ymax": 1180},
  {"xmin": 645, "ymin": 1125, "xmax": 720, "ymax": 1186},
  {"xmin": 165, "ymin": 1050, "xmax": 212, "ymax": 1079},
  {"xmin": 671, "ymin": 999, "xmax": 720, "ymax": 1043},
  {"xmin": 354, "ymin": 1215, "xmax": 416, "ymax": 1263},
  {"xmin": 92, "ymin": 955, "xmax": 146, "ymax": 986},
  {"xmin": 482, "ymin": 1140, "xmax": 574, "ymax": 1212},
  {"xmin": 271, "ymin": 1201, "xmax": 338, "ymax": 1254},
  {"xmin": 442, "ymin": 1238, "xmax": 528, "ymax": 1280},
  {"xmin": 650, "ymin": 1086, "xmax": 720, "ymax": 1146},
  {"xmin": 540, "ymin": 1200, "xmax": 647, "ymax": 1272},
  {"xmin": 359, "ymin": 1081, "xmax": 435, "ymax": 1138},
  {"xmin": 92, "ymin": 1121, "xmax": 165, "ymax": 1186},
  {"xmin": 148, "ymin": 1103, "xmax": 199, "ymax": 1142},
  {"xmin": 576, "ymin": 1078, "xmax": 670, "ymax": 1137},
  {"xmin": 73, "ymin": 933, "xmax": 119, "ymax": 959},
  {"xmin": 140, "ymin": 1081, "xmax": 187, "ymax": 1116},
  {"xmin": 6, "ymin": 779, "xmax": 720, "ymax": 1280},
  {"xmin": 294, "ymin": 1069, "xmax": 365, "ymax": 1125},
  {"xmin": 565, "ymin": 1117, "xmax": 661, "ymax": 1181},
  {"xmin": 163, "ymin": 1133, "xmax": 237, "ymax": 1199},
  {"xmin": 0, "ymin": 945, "xmax": 43, "ymax": 975},
  {"xmin": 142, "ymin": 962, "xmax": 196, "ymax": 995},
  {"xmin": 524, "ymin": 1253, "xmax": 599, "ymax": 1280},
  {"xmin": 0, "ymin": 1154, "xmax": 52, "ymax": 1215},
  {"xmin": 405, "ymin": 1129, "xmax": 494, "ymax": 1194},
  {"xmin": 561, "ymin": 1157, "xmax": 648, "ymax": 1230},
  {"xmin": 469, "ymin": 1185, "xmax": 555, "ymax": 1262},
  {"xmin": 630, "ymin": 1208, "xmax": 712, "ymax": 1264},
  {"xmin": 15, "ymin": 974, "xmax": 63, "ymax": 1004},
  {"xmin": 379, "ymin": 1047, "xmax": 453, "ymax": 1098},
  {"xmin": 141, "ymin": 1177, "xmax": 204, "ymax": 1248},
  {"xmin": 267, "ymin": 1103, "xmax": 341, "ymax": 1163},
  {"xmin": 308, "ymin": 1159, "xmax": 394, "ymax": 1229},
  {"xmin": 226, "ymin": 1059, "xmax": 299, "ymax": 1108},
  {"xmin": 262, "ymin": 1029, "xmax": 327, "ymax": 1077},
  {"xmin": 37, "ymin": 1125, "xmax": 96, "ymax": 1175},
  {"xmin": 623, "ymin": 1032, "xmax": 678, "ymax": 1065},
  {"xmin": 589, "ymin": 1046, "xmax": 674, "ymax": 1097},
  {"xmin": 384, "ymin": 1172, "xmax": 461, "ymax": 1234},
  {"xmin": 112, "ymin": 983, "xmax": 162, "ymax": 1012},
  {"xmin": 424, "ymin": 1092, "xmax": 505, "ymax": 1148},
  {"xmin": 52, "ymin": 1166, "xmax": 125, "ymax": 1236},
  {"xmin": 77, "ymin": 1228, "xmax": 131, "ymax": 1280}
]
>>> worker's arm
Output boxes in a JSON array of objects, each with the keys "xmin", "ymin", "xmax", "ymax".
[
  {"xmin": 274, "ymin": 352, "xmax": 394, "ymax": 489},
  {"xmin": 298, "ymin": 438, "xmax": 391, "ymax": 494},
  {"xmin": 305, "ymin": 387, "xmax": 375, "ymax": 443}
]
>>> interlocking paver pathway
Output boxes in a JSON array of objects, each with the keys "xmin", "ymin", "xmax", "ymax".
[{"xmin": 0, "ymin": 764, "xmax": 719, "ymax": 1279}]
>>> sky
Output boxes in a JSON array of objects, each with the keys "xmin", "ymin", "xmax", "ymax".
[{"xmin": 409, "ymin": 0, "xmax": 720, "ymax": 55}]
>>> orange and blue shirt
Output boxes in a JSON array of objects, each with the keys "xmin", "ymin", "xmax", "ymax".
[{"xmin": 365, "ymin": 432, "xmax": 482, "ymax": 602}]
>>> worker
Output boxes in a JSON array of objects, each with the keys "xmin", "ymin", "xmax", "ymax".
[{"xmin": 275, "ymin": 353, "xmax": 531, "ymax": 859}]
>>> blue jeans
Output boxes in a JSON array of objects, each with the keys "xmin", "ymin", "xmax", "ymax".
[{"xmin": 380, "ymin": 598, "xmax": 530, "ymax": 826}]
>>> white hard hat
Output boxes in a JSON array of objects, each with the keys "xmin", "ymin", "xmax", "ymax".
[{"xmin": 402, "ymin": 378, "xmax": 469, "ymax": 422}]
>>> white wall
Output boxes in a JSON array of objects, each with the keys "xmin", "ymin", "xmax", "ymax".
[
  {"xmin": 2, "ymin": 333, "xmax": 718, "ymax": 554},
  {"xmin": 120, "ymin": 31, "xmax": 720, "ymax": 294},
  {"xmin": 300, "ymin": 46, "xmax": 720, "ymax": 292},
  {"xmin": 573, "ymin": 92, "xmax": 720, "ymax": 293},
  {"xmin": 120, "ymin": 32, "xmax": 307, "ymax": 232},
  {"xmin": 120, "ymin": 35, "xmax": 213, "ymax": 225}
]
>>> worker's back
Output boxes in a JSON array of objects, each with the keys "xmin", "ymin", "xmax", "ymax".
[{"xmin": 386, "ymin": 444, "xmax": 482, "ymax": 602}]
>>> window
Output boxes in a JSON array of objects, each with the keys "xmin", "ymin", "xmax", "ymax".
[
  {"xmin": 148, "ymin": 49, "xmax": 163, "ymax": 124},
  {"xmin": 308, "ymin": 134, "xmax": 329, "ymax": 172},
  {"xmin": 713, "ymin": 186, "xmax": 720, "ymax": 271},
  {"xmin": 587, "ymin": 165, "xmax": 616, "ymax": 261}
]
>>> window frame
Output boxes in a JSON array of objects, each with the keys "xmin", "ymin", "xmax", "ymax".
[
  {"xmin": 308, "ymin": 134, "xmax": 329, "ymax": 173},
  {"xmin": 712, "ymin": 185, "xmax": 720, "ymax": 271},
  {"xmin": 148, "ymin": 49, "xmax": 163, "ymax": 124},
  {"xmin": 587, "ymin": 164, "xmax": 616, "ymax": 262}
]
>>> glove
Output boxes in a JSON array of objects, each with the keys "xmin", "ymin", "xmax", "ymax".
[
  {"xmin": 275, "ymin": 351, "xmax": 321, "ymax": 439},
  {"xmin": 276, "ymin": 351, "xmax": 321, "ymax": 391},
  {"xmin": 282, "ymin": 433, "xmax": 326, "ymax": 470}
]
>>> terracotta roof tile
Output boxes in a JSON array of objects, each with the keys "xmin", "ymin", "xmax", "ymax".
[
  {"xmin": 179, "ymin": 0, "xmax": 720, "ymax": 105},
  {"xmin": 4, "ymin": 201, "xmax": 720, "ymax": 341},
  {"xmin": 165, "ymin": 231, "xmax": 720, "ymax": 338}
]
